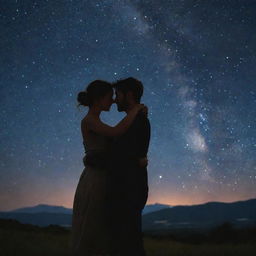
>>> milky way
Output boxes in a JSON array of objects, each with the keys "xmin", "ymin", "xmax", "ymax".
[{"xmin": 1, "ymin": 0, "xmax": 256, "ymax": 211}]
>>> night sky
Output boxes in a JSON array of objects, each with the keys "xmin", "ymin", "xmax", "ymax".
[{"xmin": 1, "ymin": 0, "xmax": 256, "ymax": 211}]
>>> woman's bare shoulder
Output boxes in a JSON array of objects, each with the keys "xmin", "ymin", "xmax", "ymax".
[
  {"xmin": 81, "ymin": 115, "xmax": 91, "ymax": 129},
  {"xmin": 81, "ymin": 115, "xmax": 93, "ymax": 139},
  {"xmin": 81, "ymin": 115, "xmax": 100, "ymax": 134}
]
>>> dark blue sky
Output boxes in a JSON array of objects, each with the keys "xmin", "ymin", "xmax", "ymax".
[{"xmin": 1, "ymin": 0, "xmax": 256, "ymax": 211}]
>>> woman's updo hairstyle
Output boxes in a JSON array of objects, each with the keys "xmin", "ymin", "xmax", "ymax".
[{"xmin": 77, "ymin": 80, "xmax": 113, "ymax": 107}]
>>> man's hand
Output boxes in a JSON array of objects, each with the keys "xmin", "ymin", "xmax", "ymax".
[{"xmin": 139, "ymin": 157, "xmax": 148, "ymax": 168}]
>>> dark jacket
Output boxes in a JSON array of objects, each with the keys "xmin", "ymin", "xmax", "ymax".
[{"xmin": 109, "ymin": 112, "xmax": 151, "ymax": 210}]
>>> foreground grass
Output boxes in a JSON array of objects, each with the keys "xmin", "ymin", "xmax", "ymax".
[
  {"xmin": 145, "ymin": 237, "xmax": 256, "ymax": 256},
  {"xmin": 0, "ymin": 221, "xmax": 256, "ymax": 256},
  {"xmin": 0, "ymin": 228, "xmax": 71, "ymax": 256}
]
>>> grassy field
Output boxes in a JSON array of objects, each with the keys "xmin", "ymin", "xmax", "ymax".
[
  {"xmin": 145, "ymin": 237, "xmax": 256, "ymax": 256},
  {"xmin": 0, "ymin": 219, "xmax": 256, "ymax": 256}
]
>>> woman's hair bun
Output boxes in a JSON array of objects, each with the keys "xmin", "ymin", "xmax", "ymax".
[
  {"xmin": 77, "ymin": 80, "xmax": 112, "ymax": 108},
  {"xmin": 77, "ymin": 91, "xmax": 89, "ymax": 106}
]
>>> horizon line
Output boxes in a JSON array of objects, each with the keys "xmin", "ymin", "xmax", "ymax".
[{"xmin": 2, "ymin": 197, "xmax": 256, "ymax": 212}]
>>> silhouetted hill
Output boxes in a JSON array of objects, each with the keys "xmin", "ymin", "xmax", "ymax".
[
  {"xmin": 0, "ymin": 218, "xmax": 68, "ymax": 233},
  {"xmin": 142, "ymin": 198, "xmax": 256, "ymax": 230},
  {"xmin": 0, "ymin": 212, "xmax": 72, "ymax": 227},
  {"xmin": 143, "ymin": 203, "xmax": 172, "ymax": 215},
  {"xmin": 9, "ymin": 204, "xmax": 72, "ymax": 214},
  {"xmin": 6, "ymin": 203, "xmax": 168, "ymax": 215},
  {"xmin": 0, "ymin": 203, "xmax": 170, "ymax": 227},
  {"xmin": 1, "ymin": 199, "xmax": 255, "ymax": 229}
]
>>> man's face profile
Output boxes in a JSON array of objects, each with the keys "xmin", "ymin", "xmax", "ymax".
[{"xmin": 115, "ymin": 90, "xmax": 128, "ymax": 112}]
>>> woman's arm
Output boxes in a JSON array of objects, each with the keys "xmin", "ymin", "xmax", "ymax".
[{"xmin": 85, "ymin": 104, "xmax": 147, "ymax": 137}]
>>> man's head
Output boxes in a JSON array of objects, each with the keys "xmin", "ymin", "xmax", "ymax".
[{"xmin": 113, "ymin": 77, "xmax": 144, "ymax": 112}]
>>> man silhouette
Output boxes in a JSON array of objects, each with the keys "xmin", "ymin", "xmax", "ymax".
[{"xmin": 108, "ymin": 77, "xmax": 151, "ymax": 256}]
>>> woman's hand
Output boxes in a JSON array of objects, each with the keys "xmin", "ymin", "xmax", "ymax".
[
  {"xmin": 139, "ymin": 157, "xmax": 148, "ymax": 168},
  {"xmin": 134, "ymin": 104, "xmax": 148, "ymax": 117},
  {"xmin": 141, "ymin": 105, "xmax": 148, "ymax": 116},
  {"xmin": 133, "ymin": 103, "xmax": 145, "ymax": 112}
]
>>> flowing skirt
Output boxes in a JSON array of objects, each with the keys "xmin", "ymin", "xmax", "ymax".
[{"xmin": 70, "ymin": 165, "xmax": 113, "ymax": 256}]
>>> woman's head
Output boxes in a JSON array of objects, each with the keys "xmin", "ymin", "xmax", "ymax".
[{"xmin": 77, "ymin": 80, "xmax": 113, "ymax": 111}]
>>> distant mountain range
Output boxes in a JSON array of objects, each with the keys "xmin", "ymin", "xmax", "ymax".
[
  {"xmin": 0, "ymin": 199, "xmax": 255, "ymax": 230},
  {"xmin": 142, "ymin": 198, "xmax": 256, "ymax": 230},
  {"xmin": 10, "ymin": 204, "xmax": 73, "ymax": 214},
  {"xmin": 4, "ymin": 203, "xmax": 170, "ymax": 215},
  {"xmin": 0, "ymin": 203, "xmax": 171, "ymax": 227}
]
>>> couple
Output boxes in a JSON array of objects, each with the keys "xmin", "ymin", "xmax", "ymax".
[{"xmin": 71, "ymin": 77, "xmax": 151, "ymax": 256}]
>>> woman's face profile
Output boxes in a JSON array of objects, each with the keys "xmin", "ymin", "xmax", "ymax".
[{"xmin": 100, "ymin": 90, "xmax": 114, "ymax": 111}]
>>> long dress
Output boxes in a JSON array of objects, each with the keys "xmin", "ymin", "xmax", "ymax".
[{"xmin": 70, "ymin": 130, "xmax": 113, "ymax": 256}]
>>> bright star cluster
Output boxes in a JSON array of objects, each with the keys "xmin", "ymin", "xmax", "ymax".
[{"xmin": 0, "ymin": 0, "xmax": 256, "ymax": 211}]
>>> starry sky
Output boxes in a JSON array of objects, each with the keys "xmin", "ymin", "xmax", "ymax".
[{"xmin": 1, "ymin": 0, "xmax": 256, "ymax": 211}]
